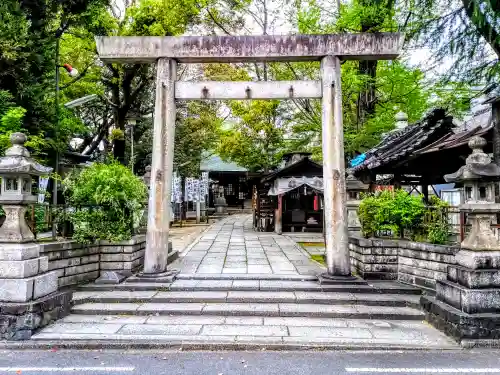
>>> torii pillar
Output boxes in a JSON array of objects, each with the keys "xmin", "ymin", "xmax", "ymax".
[{"xmin": 95, "ymin": 33, "xmax": 403, "ymax": 281}]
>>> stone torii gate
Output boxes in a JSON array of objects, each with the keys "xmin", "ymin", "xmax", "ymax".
[{"xmin": 96, "ymin": 33, "xmax": 403, "ymax": 281}]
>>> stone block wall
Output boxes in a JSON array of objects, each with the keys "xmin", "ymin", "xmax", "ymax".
[
  {"xmin": 349, "ymin": 236, "xmax": 460, "ymax": 292},
  {"xmin": 99, "ymin": 235, "xmax": 146, "ymax": 279},
  {"xmin": 38, "ymin": 235, "xmax": 146, "ymax": 287},
  {"xmin": 40, "ymin": 242, "xmax": 100, "ymax": 287},
  {"xmin": 349, "ymin": 237, "xmax": 399, "ymax": 280},
  {"xmin": 0, "ymin": 290, "xmax": 72, "ymax": 340},
  {"xmin": 397, "ymin": 242, "xmax": 457, "ymax": 292}
]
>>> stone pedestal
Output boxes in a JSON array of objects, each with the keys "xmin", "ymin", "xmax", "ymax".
[
  {"xmin": 422, "ymin": 136, "xmax": 500, "ymax": 342},
  {"xmin": 422, "ymin": 249, "xmax": 500, "ymax": 341},
  {"xmin": 0, "ymin": 206, "xmax": 35, "ymax": 243},
  {"xmin": 0, "ymin": 244, "xmax": 59, "ymax": 303},
  {"xmin": 0, "ymin": 133, "xmax": 71, "ymax": 340},
  {"xmin": 0, "ymin": 290, "xmax": 72, "ymax": 340}
]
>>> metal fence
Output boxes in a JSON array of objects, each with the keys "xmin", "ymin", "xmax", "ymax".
[
  {"xmin": 9, "ymin": 204, "xmax": 139, "ymax": 241},
  {"xmin": 374, "ymin": 205, "xmax": 464, "ymax": 244}
]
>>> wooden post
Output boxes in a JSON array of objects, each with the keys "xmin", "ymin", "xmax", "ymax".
[
  {"xmin": 321, "ymin": 56, "xmax": 351, "ymax": 278},
  {"xmin": 275, "ymin": 194, "xmax": 283, "ymax": 235},
  {"xmin": 144, "ymin": 58, "xmax": 176, "ymax": 275},
  {"xmin": 196, "ymin": 200, "xmax": 201, "ymax": 224}
]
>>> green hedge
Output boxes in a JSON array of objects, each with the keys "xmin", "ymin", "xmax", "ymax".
[
  {"xmin": 63, "ymin": 161, "xmax": 147, "ymax": 243},
  {"xmin": 358, "ymin": 189, "xmax": 451, "ymax": 244}
]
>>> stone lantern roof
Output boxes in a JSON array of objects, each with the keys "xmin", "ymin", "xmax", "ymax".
[
  {"xmin": 346, "ymin": 172, "xmax": 369, "ymax": 191},
  {"xmin": 0, "ymin": 133, "xmax": 53, "ymax": 176},
  {"xmin": 444, "ymin": 136, "xmax": 500, "ymax": 182}
]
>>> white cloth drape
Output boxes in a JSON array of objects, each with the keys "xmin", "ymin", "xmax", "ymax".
[{"xmin": 268, "ymin": 176, "xmax": 324, "ymax": 196}]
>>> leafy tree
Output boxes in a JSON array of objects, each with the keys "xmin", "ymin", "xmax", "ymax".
[
  {"xmin": 58, "ymin": 0, "xmax": 248, "ymax": 166},
  {"xmin": 282, "ymin": 0, "xmax": 473, "ymax": 160},
  {"xmin": 0, "ymin": 0, "xmax": 109, "ymax": 161},
  {"xmin": 63, "ymin": 161, "xmax": 147, "ymax": 243},
  {"xmin": 400, "ymin": 0, "xmax": 500, "ymax": 87},
  {"xmin": 132, "ymin": 101, "xmax": 222, "ymax": 177}
]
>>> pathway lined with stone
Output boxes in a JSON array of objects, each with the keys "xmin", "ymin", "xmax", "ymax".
[
  {"xmin": 28, "ymin": 215, "xmax": 458, "ymax": 350},
  {"xmin": 171, "ymin": 214, "xmax": 323, "ymax": 275}
]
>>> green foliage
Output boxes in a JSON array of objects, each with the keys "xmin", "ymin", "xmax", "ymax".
[
  {"xmin": 63, "ymin": 161, "xmax": 147, "ymax": 243},
  {"xmin": 205, "ymin": 63, "xmax": 288, "ymax": 172},
  {"xmin": 0, "ymin": 0, "xmax": 110, "ymax": 164},
  {"xmin": 358, "ymin": 190, "xmax": 451, "ymax": 244},
  {"xmin": 425, "ymin": 196, "xmax": 451, "ymax": 244},
  {"xmin": 358, "ymin": 189, "xmax": 425, "ymax": 238},
  {"xmin": 400, "ymin": 0, "xmax": 500, "ymax": 87}
]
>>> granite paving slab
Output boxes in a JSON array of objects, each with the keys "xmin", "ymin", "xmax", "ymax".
[
  {"xmin": 170, "ymin": 214, "xmax": 323, "ymax": 276},
  {"xmin": 32, "ymin": 317, "xmax": 457, "ymax": 349}
]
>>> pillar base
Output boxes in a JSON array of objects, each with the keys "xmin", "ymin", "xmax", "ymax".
[
  {"xmin": 127, "ymin": 269, "xmax": 179, "ymax": 283},
  {"xmin": 94, "ymin": 271, "xmax": 131, "ymax": 285},
  {"xmin": 318, "ymin": 272, "xmax": 367, "ymax": 285}
]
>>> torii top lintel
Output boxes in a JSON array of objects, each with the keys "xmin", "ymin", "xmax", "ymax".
[{"xmin": 95, "ymin": 33, "xmax": 404, "ymax": 64}]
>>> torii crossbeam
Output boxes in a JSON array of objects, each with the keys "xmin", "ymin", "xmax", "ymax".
[{"xmin": 95, "ymin": 33, "xmax": 403, "ymax": 281}]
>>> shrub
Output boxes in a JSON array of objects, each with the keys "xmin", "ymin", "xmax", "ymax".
[
  {"xmin": 63, "ymin": 161, "xmax": 147, "ymax": 243},
  {"xmin": 358, "ymin": 189, "xmax": 425, "ymax": 238},
  {"xmin": 425, "ymin": 196, "xmax": 451, "ymax": 245},
  {"xmin": 358, "ymin": 190, "xmax": 451, "ymax": 244}
]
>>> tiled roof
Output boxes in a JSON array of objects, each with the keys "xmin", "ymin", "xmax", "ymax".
[
  {"xmin": 200, "ymin": 154, "xmax": 247, "ymax": 172},
  {"xmin": 350, "ymin": 108, "xmax": 454, "ymax": 173},
  {"xmin": 415, "ymin": 124, "xmax": 492, "ymax": 155}
]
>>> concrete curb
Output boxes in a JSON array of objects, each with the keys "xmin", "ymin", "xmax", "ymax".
[
  {"xmin": 461, "ymin": 339, "xmax": 500, "ymax": 348},
  {"xmin": 0, "ymin": 340, "xmax": 461, "ymax": 351}
]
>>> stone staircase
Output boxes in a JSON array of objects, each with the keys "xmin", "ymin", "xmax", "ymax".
[{"xmin": 29, "ymin": 274, "xmax": 458, "ymax": 349}]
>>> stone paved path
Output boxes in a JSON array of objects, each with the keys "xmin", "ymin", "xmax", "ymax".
[{"xmin": 171, "ymin": 214, "xmax": 323, "ymax": 275}]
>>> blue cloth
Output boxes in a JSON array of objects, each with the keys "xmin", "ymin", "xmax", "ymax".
[{"xmin": 349, "ymin": 154, "xmax": 366, "ymax": 167}]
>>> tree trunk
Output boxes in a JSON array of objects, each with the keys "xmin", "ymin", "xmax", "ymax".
[{"xmin": 113, "ymin": 110, "xmax": 127, "ymax": 164}]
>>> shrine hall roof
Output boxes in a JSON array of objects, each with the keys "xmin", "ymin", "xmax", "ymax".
[
  {"xmin": 349, "ymin": 108, "xmax": 454, "ymax": 175},
  {"xmin": 200, "ymin": 154, "xmax": 248, "ymax": 172}
]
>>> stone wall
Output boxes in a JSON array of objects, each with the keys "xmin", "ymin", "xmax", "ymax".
[
  {"xmin": 349, "ymin": 237, "xmax": 399, "ymax": 280},
  {"xmin": 99, "ymin": 235, "xmax": 146, "ymax": 279},
  {"xmin": 349, "ymin": 236, "xmax": 460, "ymax": 292},
  {"xmin": 0, "ymin": 290, "xmax": 72, "ymax": 340},
  {"xmin": 39, "ymin": 235, "xmax": 146, "ymax": 287},
  {"xmin": 397, "ymin": 242, "xmax": 457, "ymax": 292}
]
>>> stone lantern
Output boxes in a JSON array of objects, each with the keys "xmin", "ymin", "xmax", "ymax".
[
  {"xmin": 422, "ymin": 135, "xmax": 500, "ymax": 341},
  {"xmin": 346, "ymin": 173, "xmax": 369, "ymax": 234},
  {"xmin": 0, "ymin": 133, "xmax": 53, "ymax": 242},
  {"xmin": 0, "ymin": 133, "xmax": 59, "ymax": 304},
  {"xmin": 444, "ymin": 136, "xmax": 500, "ymax": 250}
]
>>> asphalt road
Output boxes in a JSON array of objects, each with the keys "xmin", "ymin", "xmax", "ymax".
[{"xmin": 1, "ymin": 349, "xmax": 500, "ymax": 375}]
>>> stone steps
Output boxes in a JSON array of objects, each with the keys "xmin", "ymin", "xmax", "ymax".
[
  {"xmin": 30, "ymin": 314, "xmax": 456, "ymax": 349},
  {"xmin": 25, "ymin": 275, "xmax": 441, "ymax": 349},
  {"xmin": 30, "ymin": 314, "xmax": 457, "ymax": 350},
  {"xmin": 70, "ymin": 301, "xmax": 423, "ymax": 320},
  {"xmin": 72, "ymin": 290, "xmax": 420, "ymax": 308},
  {"xmin": 78, "ymin": 279, "xmax": 421, "ymax": 294},
  {"xmin": 176, "ymin": 273, "xmax": 319, "ymax": 281}
]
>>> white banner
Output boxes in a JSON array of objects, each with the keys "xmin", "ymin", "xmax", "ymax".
[
  {"xmin": 268, "ymin": 176, "xmax": 324, "ymax": 196},
  {"xmin": 171, "ymin": 172, "xmax": 182, "ymax": 203},
  {"xmin": 192, "ymin": 179, "xmax": 200, "ymax": 202},
  {"xmin": 38, "ymin": 177, "xmax": 49, "ymax": 204},
  {"xmin": 185, "ymin": 177, "xmax": 194, "ymax": 202},
  {"xmin": 201, "ymin": 172, "xmax": 209, "ymax": 196}
]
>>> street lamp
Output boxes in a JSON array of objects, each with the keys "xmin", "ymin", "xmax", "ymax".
[
  {"xmin": 126, "ymin": 112, "xmax": 142, "ymax": 174},
  {"xmin": 52, "ymin": 37, "xmax": 79, "ymax": 237}
]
